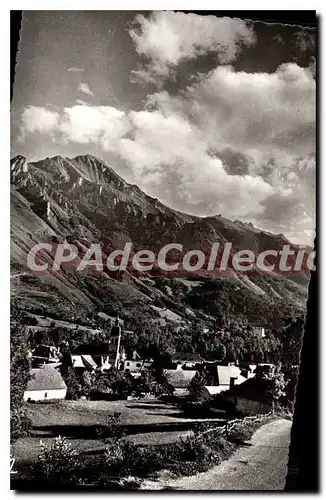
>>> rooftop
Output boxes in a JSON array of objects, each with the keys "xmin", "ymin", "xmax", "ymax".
[
  {"xmin": 26, "ymin": 366, "xmax": 67, "ymax": 392},
  {"xmin": 164, "ymin": 369, "xmax": 197, "ymax": 388},
  {"xmin": 231, "ymin": 377, "xmax": 272, "ymax": 404}
]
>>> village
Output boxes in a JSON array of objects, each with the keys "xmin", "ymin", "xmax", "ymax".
[{"xmin": 24, "ymin": 316, "xmax": 278, "ymax": 417}]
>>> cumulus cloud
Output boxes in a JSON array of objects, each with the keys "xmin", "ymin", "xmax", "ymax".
[
  {"xmin": 150, "ymin": 63, "xmax": 315, "ymax": 159},
  {"xmin": 129, "ymin": 12, "xmax": 256, "ymax": 84},
  {"xmin": 19, "ymin": 104, "xmax": 130, "ymax": 150},
  {"xmin": 19, "ymin": 61, "xmax": 315, "ymax": 244},
  {"xmin": 19, "ymin": 106, "xmax": 60, "ymax": 140},
  {"xmin": 78, "ymin": 82, "xmax": 95, "ymax": 96},
  {"xmin": 60, "ymin": 105, "xmax": 130, "ymax": 150}
]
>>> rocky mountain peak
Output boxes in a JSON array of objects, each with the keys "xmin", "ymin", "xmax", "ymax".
[{"xmin": 11, "ymin": 155, "xmax": 28, "ymax": 177}]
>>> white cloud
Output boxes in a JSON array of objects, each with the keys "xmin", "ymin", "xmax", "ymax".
[
  {"xmin": 19, "ymin": 106, "xmax": 60, "ymax": 140},
  {"xmin": 116, "ymin": 108, "xmax": 273, "ymax": 219},
  {"xmin": 78, "ymin": 82, "xmax": 95, "ymax": 97},
  {"xmin": 60, "ymin": 105, "xmax": 130, "ymax": 151},
  {"xmin": 150, "ymin": 63, "xmax": 315, "ymax": 159},
  {"xmin": 19, "ymin": 62, "xmax": 315, "ymax": 243},
  {"xmin": 129, "ymin": 12, "xmax": 256, "ymax": 84}
]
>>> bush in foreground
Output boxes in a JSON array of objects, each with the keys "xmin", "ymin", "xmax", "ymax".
[
  {"xmin": 30, "ymin": 414, "xmax": 275, "ymax": 487},
  {"xmin": 33, "ymin": 436, "xmax": 81, "ymax": 485}
]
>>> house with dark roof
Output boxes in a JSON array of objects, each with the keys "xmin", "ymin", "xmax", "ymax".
[
  {"xmin": 204, "ymin": 362, "xmax": 242, "ymax": 391},
  {"xmin": 30, "ymin": 345, "xmax": 61, "ymax": 368},
  {"xmin": 70, "ymin": 354, "xmax": 98, "ymax": 371},
  {"xmin": 164, "ymin": 368, "xmax": 197, "ymax": 396},
  {"xmin": 71, "ymin": 343, "xmax": 119, "ymax": 372},
  {"xmin": 24, "ymin": 365, "xmax": 67, "ymax": 402},
  {"xmin": 229, "ymin": 377, "xmax": 273, "ymax": 415},
  {"xmin": 171, "ymin": 352, "xmax": 204, "ymax": 367}
]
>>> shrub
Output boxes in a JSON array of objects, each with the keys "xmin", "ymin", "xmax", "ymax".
[
  {"xmin": 104, "ymin": 439, "xmax": 126, "ymax": 474},
  {"xmin": 188, "ymin": 371, "xmax": 206, "ymax": 402},
  {"xmin": 11, "ymin": 407, "xmax": 31, "ymax": 442},
  {"xmin": 102, "ymin": 428, "xmax": 236, "ymax": 480},
  {"xmin": 10, "ymin": 308, "xmax": 31, "ymax": 442},
  {"xmin": 226, "ymin": 417, "xmax": 272, "ymax": 443},
  {"xmin": 62, "ymin": 368, "xmax": 81, "ymax": 400},
  {"xmin": 96, "ymin": 412, "xmax": 124, "ymax": 440},
  {"xmin": 34, "ymin": 436, "xmax": 80, "ymax": 484}
]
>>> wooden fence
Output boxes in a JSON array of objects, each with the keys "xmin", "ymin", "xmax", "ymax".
[{"xmin": 197, "ymin": 411, "xmax": 273, "ymax": 439}]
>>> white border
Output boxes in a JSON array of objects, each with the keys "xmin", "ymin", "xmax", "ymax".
[{"xmin": 3, "ymin": 4, "xmax": 323, "ymax": 499}]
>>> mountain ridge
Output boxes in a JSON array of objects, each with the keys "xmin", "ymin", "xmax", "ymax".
[
  {"xmin": 11, "ymin": 153, "xmax": 311, "ymax": 248},
  {"xmin": 10, "ymin": 153, "xmax": 310, "ymax": 327}
]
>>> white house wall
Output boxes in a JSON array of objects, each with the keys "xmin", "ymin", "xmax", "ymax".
[{"xmin": 24, "ymin": 388, "xmax": 67, "ymax": 402}]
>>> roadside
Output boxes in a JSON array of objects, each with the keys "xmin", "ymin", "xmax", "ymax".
[{"xmin": 140, "ymin": 418, "xmax": 292, "ymax": 491}]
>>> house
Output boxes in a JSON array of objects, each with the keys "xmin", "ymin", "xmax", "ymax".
[
  {"xmin": 229, "ymin": 377, "xmax": 273, "ymax": 415},
  {"xmin": 31, "ymin": 345, "xmax": 61, "ymax": 367},
  {"xmin": 164, "ymin": 369, "xmax": 197, "ymax": 396},
  {"xmin": 70, "ymin": 354, "xmax": 98, "ymax": 371},
  {"xmin": 200, "ymin": 385, "xmax": 224, "ymax": 398},
  {"xmin": 24, "ymin": 365, "xmax": 67, "ymax": 402},
  {"xmin": 204, "ymin": 362, "xmax": 242, "ymax": 392},
  {"xmin": 123, "ymin": 359, "xmax": 143, "ymax": 374},
  {"xmin": 72, "ymin": 343, "xmax": 118, "ymax": 372},
  {"xmin": 239, "ymin": 363, "xmax": 257, "ymax": 380},
  {"xmin": 122, "ymin": 350, "xmax": 152, "ymax": 375},
  {"xmin": 171, "ymin": 352, "xmax": 204, "ymax": 369},
  {"xmin": 95, "ymin": 355, "xmax": 111, "ymax": 372}
]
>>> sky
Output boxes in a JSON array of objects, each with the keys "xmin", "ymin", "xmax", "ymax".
[{"xmin": 11, "ymin": 11, "xmax": 316, "ymax": 245}]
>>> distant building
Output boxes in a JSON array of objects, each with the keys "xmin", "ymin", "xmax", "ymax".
[
  {"xmin": 171, "ymin": 352, "xmax": 204, "ymax": 369},
  {"xmin": 201, "ymin": 386, "xmax": 224, "ymax": 398},
  {"xmin": 123, "ymin": 359, "xmax": 143, "ymax": 374},
  {"xmin": 72, "ymin": 341, "xmax": 120, "ymax": 371},
  {"xmin": 164, "ymin": 368, "xmax": 197, "ymax": 396},
  {"xmin": 123, "ymin": 351, "xmax": 152, "ymax": 375},
  {"xmin": 31, "ymin": 345, "xmax": 61, "ymax": 368},
  {"xmin": 70, "ymin": 354, "xmax": 98, "ymax": 371},
  {"xmin": 96, "ymin": 355, "xmax": 111, "ymax": 372},
  {"xmin": 24, "ymin": 365, "xmax": 67, "ymax": 402},
  {"xmin": 203, "ymin": 362, "xmax": 242, "ymax": 393},
  {"xmin": 229, "ymin": 377, "xmax": 273, "ymax": 415},
  {"xmin": 239, "ymin": 363, "xmax": 257, "ymax": 380}
]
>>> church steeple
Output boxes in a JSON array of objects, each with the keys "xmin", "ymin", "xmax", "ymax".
[{"xmin": 111, "ymin": 315, "xmax": 122, "ymax": 369}]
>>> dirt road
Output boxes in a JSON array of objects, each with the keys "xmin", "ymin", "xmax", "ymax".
[{"xmin": 141, "ymin": 418, "xmax": 292, "ymax": 491}]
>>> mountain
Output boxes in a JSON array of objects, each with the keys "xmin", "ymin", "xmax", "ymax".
[{"xmin": 10, "ymin": 154, "xmax": 310, "ymax": 329}]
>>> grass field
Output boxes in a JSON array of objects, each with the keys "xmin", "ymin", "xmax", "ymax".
[{"xmin": 12, "ymin": 399, "xmax": 227, "ymax": 466}]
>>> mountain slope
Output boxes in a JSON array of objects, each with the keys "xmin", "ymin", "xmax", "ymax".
[{"xmin": 10, "ymin": 154, "xmax": 309, "ymax": 326}]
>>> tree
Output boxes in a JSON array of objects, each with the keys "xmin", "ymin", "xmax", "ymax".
[
  {"xmin": 148, "ymin": 365, "xmax": 174, "ymax": 396},
  {"xmin": 280, "ymin": 317, "xmax": 305, "ymax": 367},
  {"xmin": 63, "ymin": 368, "xmax": 81, "ymax": 400},
  {"xmin": 256, "ymin": 365, "xmax": 286, "ymax": 411},
  {"xmin": 10, "ymin": 305, "xmax": 31, "ymax": 441},
  {"xmin": 212, "ymin": 341, "xmax": 226, "ymax": 361},
  {"xmin": 282, "ymin": 365, "xmax": 299, "ymax": 409},
  {"xmin": 107, "ymin": 369, "xmax": 133, "ymax": 397},
  {"xmin": 133, "ymin": 370, "xmax": 161, "ymax": 396},
  {"xmin": 80, "ymin": 371, "xmax": 96, "ymax": 398},
  {"xmin": 188, "ymin": 371, "xmax": 206, "ymax": 402}
]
